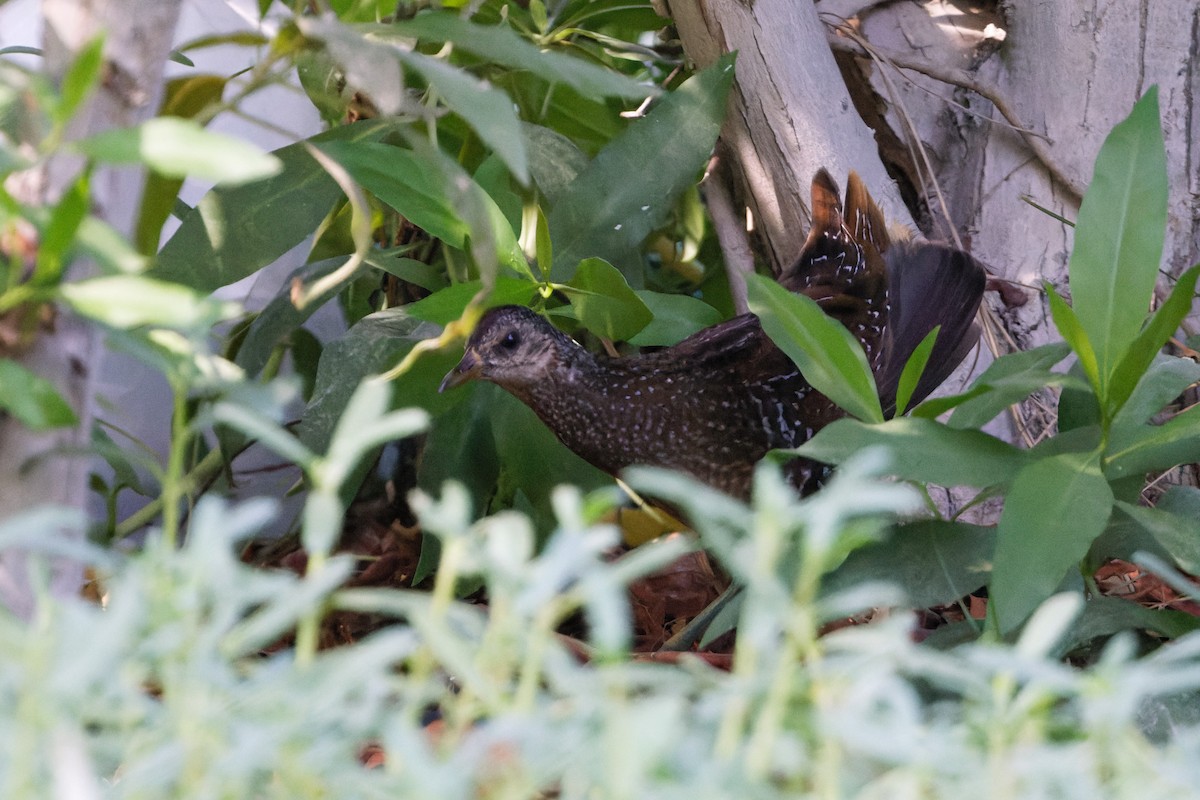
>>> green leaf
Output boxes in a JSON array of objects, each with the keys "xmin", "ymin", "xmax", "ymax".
[
  {"xmin": 59, "ymin": 275, "xmax": 239, "ymax": 330},
  {"xmin": 397, "ymin": 48, "xmax": 528, "ymax": 184},
  {"xmin": 748, "ymin": 273, "xmax": 883, "ymax": 424},
  {"xmin": 913, "ymin": 341, "xmax": 1071, "ymax": 421},
  {"xmin": 391, "ymin": 12, "xmax": 653, "ymax": 101},
  {"xmin": 317, "ymin": 139, "xmax": 531, "ymax": 280},
  {"xmin": 1106, "ymin": 403, "xmax": 1200, "ymax": 479},
  {"xmin": 823, "ymin": 519, "xmax": 993, "ymax": 609},
  {"xmin": 77, "ymin": 117, "xmax": 282, "ymax": 185},
  {"xmin": 893, "ymin": 326, "xmax": 939, "ymax": 417},
  {"xmin": 301, "ymin": 17, "xmax": 527, "ymax": 183},
  {"xmin": 1046, "ymin": 286, "xmax": 1101, "ymax": 391},
  {"xmin": 152, "ymin": 119, "xmax": 392, "ymax": 292},
  {"xmin": 54, "ymin": 36, "xmax": 104, "ymax": 126},
  {"xmin": 316, "ymin": 141, "xmax": 470, "ymax": 247},
  {"xmin": 797, "ymin": 417, "xmax": 1027, "ymax": 488},
  {"xmin": 405, "ymin": 278, "xmax": 537, "ymax": 326},
  {"xmin": 33, "ymin": 172, "xmax": 89, "ymax": 286},
  {"xmin": 1068, "ymin": 88, "xmax": 1168, "ymax": 397},
  {"xmin": 562, "ymin": 257, "xmax": 652, "ymax": 341},
  {"xmin": 523, "ymin": 123, "xmax": 588, "ymax": 205},
  {"xmin": 1107, "ymin": 264, "xmax": 1200, "ymax": 417},
  {"xmin": 1111, "ymin": 355, "xmax": 1200, "ymax": 430},
  {"xmin": 299, "ymin": 309, "xmax": 461, "ymax": 453},
  {"xmin": 1064, "ymin": 595, "xmax": 1200, "ymax": 650},
  {"xmin": 235, "ymin": 258, "xmax": 349, "ymax": 377},
  {"xmin": 135, "ymin": 74, "xmax": 229, "ymax": 255},
  {"xmin": 628, "ymin": 291, "xmax": 722, "ymax": 347},
  {"xmin": 991, "ymin": 453, "xmax": 1113, "ymax": 633},
  {"xmin": 548, "ymin": 53, "xmax": 734, "ymax": 282},
  {"xmin": 1115, "ymin": 499, "xmax": 1200, "ymax": 575},
  {"xmin": 0, "ymin": 360, "xmax": 78, "ymax": 430}
]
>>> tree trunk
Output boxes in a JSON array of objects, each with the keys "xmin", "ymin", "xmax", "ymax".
[{"xmin": 0, "ymin": 0, "xmax": 181, "ymax": 617}]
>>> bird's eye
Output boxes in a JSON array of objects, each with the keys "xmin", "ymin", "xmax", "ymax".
[{"xmin": 500, "ymin": 331, "xmax": 520, "ymax": 350}]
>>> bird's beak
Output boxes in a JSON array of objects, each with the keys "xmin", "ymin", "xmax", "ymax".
[{"xmin": 439, "ymin": 347, "xmax": 483, "ymax": 392}]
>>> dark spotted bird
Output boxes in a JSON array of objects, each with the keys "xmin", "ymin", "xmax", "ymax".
[{"xmin": 439, "ymin": 170, "xmax": 986, "ymax": 502}]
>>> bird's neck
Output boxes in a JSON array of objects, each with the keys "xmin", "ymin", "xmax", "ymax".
[{"xmin": 511, "ymin": 344, "xmax": 648, "ymax": 476}]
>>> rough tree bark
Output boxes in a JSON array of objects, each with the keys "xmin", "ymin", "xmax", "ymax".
[{"xmin": 0, "ymin": 0, "xmax": 181, "ymax": 617}]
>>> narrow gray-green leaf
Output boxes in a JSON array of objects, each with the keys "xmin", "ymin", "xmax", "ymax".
[{"xmin": 77, "ymin": 117, "xmax": 282, "ymax": 185}]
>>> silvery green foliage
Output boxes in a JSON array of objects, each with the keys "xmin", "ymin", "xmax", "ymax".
[{"xmin": 2, "ymin": 454, "xmax": 1200, "ymax": 798}]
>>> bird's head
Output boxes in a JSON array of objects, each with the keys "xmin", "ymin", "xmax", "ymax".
[{"xmin": 439, "ymin": 305, "xmax": 569, "ymax": 393}]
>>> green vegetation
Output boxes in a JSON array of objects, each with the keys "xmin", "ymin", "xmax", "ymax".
[{"xmin": 1, "ymin": 2, "xmax": 1198, "ymax": 796}]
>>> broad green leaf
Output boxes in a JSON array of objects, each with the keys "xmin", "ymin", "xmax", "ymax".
[
  {"xmin": 748, "ymin": 273, "xmax": 883, "ymax": 423},
  {"xmin": 317, "ymin": 140, "xmax": 531, "ymax": 279},
  {"xmin": 391, "ymin": 12, "xmax": 653, "ymax": 101},
  {"xmin": 77, "ymin": 117, "xmax": 282, "ymax": 184},
  {"xmin": 0, "ymin": 360, "xmax": 78, "ymax": 430},
  {"xmin": 1107, "ymin": 264, "xmax": 1200, "ymax": 417},
  {"xmin": 1106, "ymin": 403, "xmax": 1200, "ymax": 479},
  {"xmin": 628, "ymin": 290, "xmax": 722, "ymax": 347},
  {"xmin": 1111, "ymin": 355, "xmax": 1200, "ymax": 430},
  {"xmin": 914, "ymin": 341, "xmax": 1071, "ymax": 420},
  {"xmin": 1064, "ymin": 595, "xmax": 1200, "ymax": 651},
  {"xmin": 1068, "ymin": 88, "xmax": 1168, "ymax": 396},
  {"xmin": 298, "ymin": 309, "xmax": 460, "ymax": 453},
  {"xmin": 135, "ymin": 74, "xmax": 228, "ymax": 255},
  {"xmin": 235, "ymin": 258, "xmax": 350, "ymax": 377},
  {"xmin": 152, "ymin": 119, "xmax": 392, "ymax": 292},
  {"xmin": 946, "ymin": 371, "xmax": 1090, "ymax": 430},
  {"xmin": 1047, "ymin": 286, "xmax": 1100, "ymax": 391},
  {"xmin": 301, "ymin": 17, "xmax": 527, "ymax": 182},
  {"xmin": 893, "ymin": 326, "xmax": 939, "ymax": 417},
  {"xmin": 562, "ymin": 257, "xmax": 652, "ymax": 341},
  {"xmin": 523, "ymin": 123, "xmax": 587, "ymax": 204},
  {"xmin": 823, "ymin": 520, "xmax": 994, "ymax": 609},
  {"xmin": 316, "ymin": 141, "xmax": 470, "ymax": 247},
  {"xmin": 992, "ymin": 453, "xmax": 1113, "ymax": 633},
  {"xmin": 366, "ymin": 252, "xmax": 448, "ymax": 293},
  {"xmin": 60, "ymin": 275, "xmax": 239, "ymax": 330},
  {"xmin": 405, "ymin": 278, "xmax": 537, "ymax": 326},
  {"xmin": 1115, "ymin": 499, "xmax": 1200, "ymax": 575},
  {"xmin": 548, "ymin": 53, "xmax": 734, "ymax": 281},
  {"xmin": 796, "ymin": 417, "xmax": 1027, "ymax": 488},
  {"xmin": 396, "ymin": 48, "xmax": 528, "ymax": 184}
]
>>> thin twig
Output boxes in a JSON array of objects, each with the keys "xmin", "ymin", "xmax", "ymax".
[
  {"xmin": 825, "ymin": 31, "xmax": 1085, "ymax": 201},
  {"xmin": 703, "ymin": 155, "xmax": 756, "ymax": 316}
]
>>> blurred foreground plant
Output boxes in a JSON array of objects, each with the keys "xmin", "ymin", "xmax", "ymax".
[{"xmin": 4, "ymin": 446, "xmax": 1200, "ymax": 798}]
